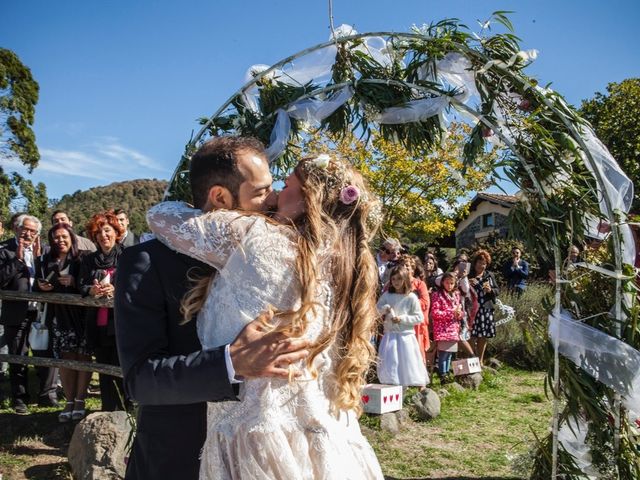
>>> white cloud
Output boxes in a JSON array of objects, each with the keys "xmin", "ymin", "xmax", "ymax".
[{"xmin": 35, "ymin": 139, "xmax": 169, "ymax": 182}]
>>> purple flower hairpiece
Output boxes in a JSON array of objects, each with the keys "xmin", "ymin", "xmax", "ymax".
[{"xmin": 340, "ymin": 185, "xmax": 360, "ymax": 205}]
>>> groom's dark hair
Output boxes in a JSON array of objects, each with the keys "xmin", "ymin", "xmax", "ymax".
[{"xmin": 189, "ymin": 136, "xmax": 267, "ymax": 209}]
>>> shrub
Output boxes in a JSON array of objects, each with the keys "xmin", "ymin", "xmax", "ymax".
[{"xmin": 486, "ymin": 282, "xmax": 552, "ymax": 369}]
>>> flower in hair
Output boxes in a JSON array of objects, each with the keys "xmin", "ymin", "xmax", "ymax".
[
  {"xmin": 309, "ymin": 154, "xmax": 331, "ymax": 169},
  {"xmin": 340, "ymin": 185, "xmax": 360, "ymax": 205}
]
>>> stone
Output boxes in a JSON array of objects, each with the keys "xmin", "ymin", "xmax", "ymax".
[
  {"xmin": 487, "ymin": 357, "xmax": 503, "ymax": 369},
  {"xmin": 395, "ymin": 408, "xmax": 410, "ymax": 427},
  {"xmin": 411, "ymin": 388, "xmax": 441, "ymax": 420},
  {"xmin": 483, "ymin": 366, "xmax": 498, "ymax": 376},
  {"xmin": 380, "ymin": 412, "xmax": 400, "ymax": 434},
  {"xmin": 456, "ymin": 373, "xmax": 483, "ymax": 390},
  {"xmin": 68, "ymin": 411, "xmax": 133, "ymax": 480},
  {"xmin": 447, "ymin": 381, "xmax": 466, "ymax": 393},
  {"xmin": 437, "ymin": 388, "xmax": 449, "ymax": 398}
]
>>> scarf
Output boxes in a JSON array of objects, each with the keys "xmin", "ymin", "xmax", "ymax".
[{"xmin": 92, "ymin": 244, "xmax": 122, "ymax": 270}]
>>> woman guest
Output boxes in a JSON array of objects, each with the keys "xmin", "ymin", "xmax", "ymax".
[
  {"xmin": 469, "ymin": 249, "xmax": 499, "ymax": 365},
  {"xmin": 80, "ymin": 211, "xmax": 126, "ymax": 411},
  {"xmin": 424, "ymin": 252, "xmax": 443, "ymax": 290},
  {"xmin": 36, "ymin": 223, "xmax": 91, "ymax": 422},
  {"xmin": 407, "ymin": 256, "xmax": 431, "ymax": 366}
]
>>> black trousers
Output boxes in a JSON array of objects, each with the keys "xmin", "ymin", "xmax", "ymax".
[
  {"xmin": 94, "ymin": 342, "xmax": 126, "ymax": 411},
  {"xmin": 125, "ymin": 403, "xmax": 207, "ymax": 480},
  {"xmin": 4, "ymin": 312, "xmax": 58, "ymax": 403}
]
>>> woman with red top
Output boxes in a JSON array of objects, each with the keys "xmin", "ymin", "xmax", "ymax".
[{"xmin": 80, "ymin": 211, "xmax": 125, "ymax": 411}]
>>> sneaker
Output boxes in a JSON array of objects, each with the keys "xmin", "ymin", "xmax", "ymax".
[{"xmin": 12, "ymin": 399, "xmax": 29, "ymax": 415}]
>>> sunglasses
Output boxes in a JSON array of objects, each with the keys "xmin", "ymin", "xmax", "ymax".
[{"xmin": 381, "ymin": 247, "xmax": 397, "ymax": 255}]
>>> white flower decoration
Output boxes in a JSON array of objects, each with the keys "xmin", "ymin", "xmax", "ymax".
[{"xmin": 310, "ymin": 154, "xmax": 331, "ymax": 169}]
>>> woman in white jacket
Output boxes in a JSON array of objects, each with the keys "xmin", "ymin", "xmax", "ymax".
[{"xmin": 376, "ymin": 265, "xmax": 429, "ymax": 387}]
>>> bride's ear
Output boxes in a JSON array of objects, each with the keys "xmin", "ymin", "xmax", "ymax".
[{"xmin": 207, "ymin": 186, "xmax": 235, "ymax": 210}]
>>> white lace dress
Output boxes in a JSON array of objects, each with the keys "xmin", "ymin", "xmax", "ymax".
[{"xmin": 147, "ymin": 202, "xmax": 384, "ymax": 480}]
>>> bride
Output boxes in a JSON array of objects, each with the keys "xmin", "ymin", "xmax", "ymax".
[{"xmin": 147, "ymin": 153, "xmax": 384, "ymax": 479}]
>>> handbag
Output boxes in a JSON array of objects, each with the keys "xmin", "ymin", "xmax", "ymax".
[{"xmin": 28, "ymin": 304, "xmax": 50, "ymax": 351}]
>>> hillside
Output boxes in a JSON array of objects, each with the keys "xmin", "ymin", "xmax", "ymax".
[{"xmin": 50, "ymin": 179, "xmax": 168, "ymax": 235}]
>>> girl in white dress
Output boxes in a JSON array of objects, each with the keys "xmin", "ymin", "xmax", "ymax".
[
  {"xmin": 147, "ymin": 154, "xmax": 384, "ymax": 480},
  {"xmin": 376, "ymin": 265, "xmax": 429, "ymax": 387}
]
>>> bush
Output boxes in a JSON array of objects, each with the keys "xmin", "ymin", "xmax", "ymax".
[{"xmin": 486, "ymin": 282, "xmax": 552, "ymax": 369}]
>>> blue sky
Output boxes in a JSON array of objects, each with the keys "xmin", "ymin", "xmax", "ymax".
[{"xmin": 2, "ymin": 0, "xmax": 639, "ymax": 201}]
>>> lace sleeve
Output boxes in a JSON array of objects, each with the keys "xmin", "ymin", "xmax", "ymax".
[{"xmin": 147, "ymin": 201, "xmax": 254, "ymax": 270}]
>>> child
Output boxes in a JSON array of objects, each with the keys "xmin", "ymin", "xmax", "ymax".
[
  {"xmin": 430, "ymin": 272, "xmax": 463, "ymax": 382},
  {"xmin": 376, "ymin": 266, "xmax": 429, "ymax": 387}
]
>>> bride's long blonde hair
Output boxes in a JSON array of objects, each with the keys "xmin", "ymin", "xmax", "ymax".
[{"xmin": 182, "ymin": 155, "xmax": 382, "ymax": 414}]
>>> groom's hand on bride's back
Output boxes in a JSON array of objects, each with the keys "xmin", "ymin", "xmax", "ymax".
[{"xmin": 229, "ymin": 309, "xmax": 310, "ymax": 379}]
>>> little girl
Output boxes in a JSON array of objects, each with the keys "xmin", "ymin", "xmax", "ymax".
[
  {"xmin": 430, "ymin": 271, "xmax": 463, "ymax": 381},
  {"xmin": 376, "ymin": 266, "xmax": 429, "ymax": 387}
]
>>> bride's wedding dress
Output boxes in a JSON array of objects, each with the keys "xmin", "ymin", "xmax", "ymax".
[{"xmin": 147, "ymin": 202, "xmax": 383, "ymax": 480}]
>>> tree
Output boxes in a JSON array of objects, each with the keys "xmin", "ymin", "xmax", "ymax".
[
  {"xmin": 580, "ymin": 78, "xmax": 640, "ymax": 211},
  {"xmin": 303, "ymin": 123, "xmax": 495, "ymax": 245},
  {"xmin": 0, "ymin": 48, "xmax": 40, "ymax": 220},
  {"xmin": 11, "ymin": 173, "xmax": 48, "ymax": 220}
]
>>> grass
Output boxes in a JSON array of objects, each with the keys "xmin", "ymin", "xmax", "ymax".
[
  {"xmin": 361, "ymin": 367, "xmax": 552, "ymax": 479},
  {"xmin": 0, "ymin": 370, "xmax": 101, "ymax": 480},
  {"xmin": 0, "ymin": 366, "xmax": 551, "ymax": 479}
]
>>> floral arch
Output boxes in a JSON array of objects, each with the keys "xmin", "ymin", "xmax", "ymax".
[{"xmin": 166, "ymin": 16, "xmax": 639, "ymax": 478}]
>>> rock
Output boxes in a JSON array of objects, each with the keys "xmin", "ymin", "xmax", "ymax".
[
  {"xmin": 482, "ymin": 366, "xmax": 498, "ymax": 376},
  {"xmin": 487, "ymin": 357, "xmax": 503, "ymax": 369},
  {"xmin": 456, "ymin": 373, "xmax": 483, "ymax": 390},
  {"xmin": 447, "ymin": 381, "xmax": 466, "ymax": 393},
  {"xmin": 380, "ymin": 412, "xmax": 400, "ymax": 434},
  {"xmin": 68, "ymin": 411, "xmax": 132, "ymax": 480},
  {"xmin": 395, "ymin": 408, "xmax": 410, "ymax": 426},
  {"xmin": 437, "ymin": 388, "xmax": 449, "ymax": 398},
  {"xmin": 411, "ymin": 388, "xmax": 441, "ymax": 420}
]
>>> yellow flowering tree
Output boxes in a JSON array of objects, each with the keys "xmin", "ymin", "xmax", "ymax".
[{"xmin": 303, "ymin": 122, "xmax": 496, "ymax": 243}]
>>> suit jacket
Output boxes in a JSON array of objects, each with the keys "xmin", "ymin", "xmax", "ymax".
[
  {"xmin": 119, "ymin": 230, "xmax": 139, "ymax": 249},
  {"xmin": 0, "ymin": 238, "xmax": 32, "ymax": 326},
  {"xmin": 114, "ymin": 239, "xmax": 236, "ymax": 480}
]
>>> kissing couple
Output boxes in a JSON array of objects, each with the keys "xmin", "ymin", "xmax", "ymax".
[{"xmin": 116, "ymin": 136, "xmax": 384, "ymax": 479}]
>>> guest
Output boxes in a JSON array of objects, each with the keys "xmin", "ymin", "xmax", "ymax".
[
  {"xmin": 430, "ymin": 272, "xmax": 463, "ymax": 382},
  {"xmin": 36, "ymin": 223, "xmax": 91, "ymax": 422},
  {"xmin": 114, "ymin": 209, "xmax": 139, "ymax": 248},
  {"xmin": 0, "ymin": 214, "xmax": 59, "ymax": 413},
  {"xmin": 376, "ymin": 266, "xmax": 428, "ymax": 387},
  {"xmin": 375, "ymin": 238, "xmax": 401, "ymax": 288},
  {"xmin": 469, "ymin": 249, "xmax": 499, "ymax": 365},
  {"xmin": 451, "ymin": 258, "xmax": 476, "ymax": 357},
  {"xmin": 51, "ymin": 210, "xmax": 96, "ymax": 252},
  {"xmin": 563, "ymin": 245, "xmax": 582, "ymax": 272},
  {"xmin": 423, "ymin": 252, "xmax": 443, "ymax": 290},
  {"xmin": 80, "ymin": 211, "xmax": 126, "ymax": 411},
  {"xmin": 406, "ymin": 256, "xmax": 430, "ymax": 365},
  {"xmin": 502, "ymin": 247, "xmax": 529, "ymax": 296}
]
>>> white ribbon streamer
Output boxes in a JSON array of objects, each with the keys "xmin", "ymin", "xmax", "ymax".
[
  {"xmin": 265, "ymin": 109, "xmax": 291, "ymax": 163},
  {"xmin": 287, "ymin": 86, "xmax": 354, "ymax": 124},
  {"xmin": 548, "ymin": 311, "xmax": 640, "ymax": 425},
  {"xmin": 377, "ymin": 96, "xmax": 451, "ymax": 124}
]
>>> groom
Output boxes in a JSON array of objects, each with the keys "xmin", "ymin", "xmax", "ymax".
[{"xmin": 115, "ymin": 136, "xmax": 309, "ymax": 480}]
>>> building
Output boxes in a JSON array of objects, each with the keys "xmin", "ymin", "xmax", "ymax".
[{"xmin": 455, "ymin": 193, "xmax": 518, "ymax": 250}]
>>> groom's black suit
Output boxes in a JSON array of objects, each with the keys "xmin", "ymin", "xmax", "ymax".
[{"xmin": 115, "ymin": 239, "xmax": 237, "ymax": 480}]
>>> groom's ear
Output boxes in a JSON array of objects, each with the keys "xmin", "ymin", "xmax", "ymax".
[{"xmin": 207, "ymin": 185, "xmax": 235, "ymax": 210}]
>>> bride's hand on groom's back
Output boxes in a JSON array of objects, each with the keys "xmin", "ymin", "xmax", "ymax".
[{"xmin": 229, "ymin": 309, "xmax": 310, "ymax": 380}]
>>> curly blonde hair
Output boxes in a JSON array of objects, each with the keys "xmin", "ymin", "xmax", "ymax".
[{"xmin": 181, "ymin": 155, "xmax": 382, "ymax": 414}]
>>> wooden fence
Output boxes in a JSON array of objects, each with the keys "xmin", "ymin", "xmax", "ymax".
[{"xmin": 0, "ymin": 290, "xmax": 123, "ymax": 378}]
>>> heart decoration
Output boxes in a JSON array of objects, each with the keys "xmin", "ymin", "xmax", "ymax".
[
  {"xmin": 383, "ymin": 396, "xmax": 388, "ymax": 404},
  {"xmin": 395, "ymin": 394, "xmax": 400, "ymax": 401},
  {"xmin": 362, "ymin": 395, "xmax": 370, "ymax": 404}
]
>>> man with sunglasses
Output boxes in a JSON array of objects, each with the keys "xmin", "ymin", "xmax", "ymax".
[{"xmin": 376, "ymin": 237, "xmax": 401, "ymax": 288}]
